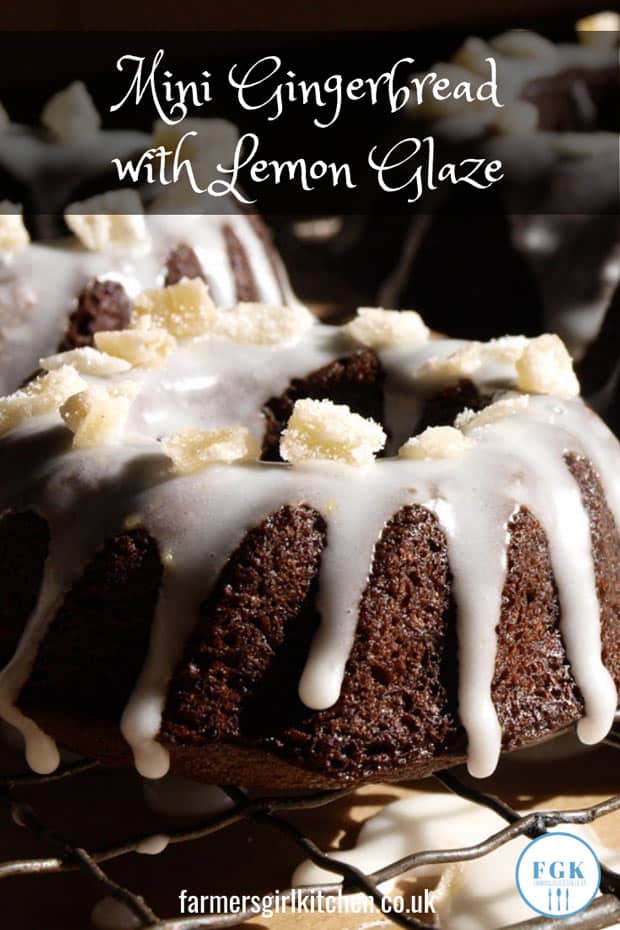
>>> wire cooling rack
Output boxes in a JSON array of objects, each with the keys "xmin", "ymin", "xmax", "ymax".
[{"xmin": 1, "ymin": 725, "xmax": 620, "ymax": 930}]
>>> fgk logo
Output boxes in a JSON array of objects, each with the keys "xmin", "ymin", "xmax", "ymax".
[{"xmin": 516, "ymin": 833, "xmax": 601, "ymax": 918}]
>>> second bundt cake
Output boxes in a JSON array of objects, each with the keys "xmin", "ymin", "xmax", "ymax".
[
  {"xmin": 0, "ymin": 203, "xmax": 295, "ymax": 396},
  {"xmin": 379, "ymin": 18, "xmax": 620, "ymax": 351}
]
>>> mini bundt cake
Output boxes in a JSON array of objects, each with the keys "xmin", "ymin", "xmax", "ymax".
[
  {"xmin": 0, "ymin": 298, "xmax": 618, "ymax": 788},
  {"xmin": 379, "ymin": 16, "xmax": 619, "ymax": 352}
]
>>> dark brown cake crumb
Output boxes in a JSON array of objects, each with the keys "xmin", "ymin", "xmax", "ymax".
[
  {"xmin": 262, "ymin": 505, "xmax": 463, "ymax": 779},
  {"xmin": 492, "ymin": 505, "xmax": 582, "ymax": 748},
  {"xmin": 164, "ymin": 243, "xmax": 207, "ymax": 287},
  {"xmin": 262, "ymin": 349, "xmax": 385, "ymax": 461},
  {"xmin": 566, "ymin": 454, "xmax": 620, "ymax": 693},
  {"xmin": 60, "ymin": 280, "xmax": 132, "ymax": 350},
  {"xmin": 162, "ymin": 505, "xmax": 326, "ymax": 743},
  {"xmin": 0, "ymin": 511, "xmax": 49, "ymax": 667},
  {"xmin": 163, "ymin": 504, "xmax": 461, "ymax": 781},
  {"xmin": 222, "ymin": 224, "xmax": 260, "ymax": 303},
  {"xmin": 22, "ymin": 530, "xmax": 162, "ymax": 718}
]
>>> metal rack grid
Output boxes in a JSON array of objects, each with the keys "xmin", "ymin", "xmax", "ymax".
[{"xmin": 1, "ymin": 726, "xmax": 619, "ymax": 930}]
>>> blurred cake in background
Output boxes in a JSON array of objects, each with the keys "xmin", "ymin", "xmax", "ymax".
[
  {"xmin": 0, "ymin": 200, "xmax": 296, "ymax": 395},
  {"xmin": 0, "ymin": 191, "xmax": 297, "ymax": 399},
  {"xmin": 380, "ymin": 13, "xmax": 619, "ymax": 354},
  {"xmin": 0, "ymin": 82, "xmax": 298, "ymax": 394},
  {"xmin": 0, "ymin": 82, "xmax": 149, "ymax": 239},
  {"xmin": 279, "ymin": 15, "xmax": 619, "ymax": 351}
]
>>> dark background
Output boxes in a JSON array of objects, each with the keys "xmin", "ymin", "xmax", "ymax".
[{"xmin": 0, "ymin": 0, "xmax": 612, "ymax": 32}]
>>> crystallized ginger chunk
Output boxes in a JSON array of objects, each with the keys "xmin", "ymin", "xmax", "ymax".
[
  {"xmin": 0, "ymin": 366, "xmax": 86, "ymax": 437},
  {"xmin": 416, "ymin": 344, "xmax": 483, "ymax": 385},
  {"xmin": 343, "ymin": 306, "xmax": 429, "ymax": 350},
  {"xmin": 40, "ymin": 346, "xmax": 131, "ymax": 377},
  {"xmin": 60, "ymin": 382, "xmax": 140, "ymax": 448},
  {"xmin": 131, "ymin": 278, "xmax": 216, "ymax": 339},
  {"xmin": 41, "ymin": 81, "xmax": 101, "ymax": 144},
  {"xmin": 416, "ymin": 336, "xmax": 528, "ymax": 385},
  {"xmin": 485, "ymin": 335, "xmax": 529, "ymax": 363},
  {"xmin": 0, "ymin": 203, "xmax": 30, "ymax": 252},
  {"xmin": 95, "ymin": 327, "xmax": 176, "ymax": 367},
  {"xmin": 65, "ymin": 190, "xmax": 148, "ymax": 251},
  {"xmin": 399, "ymin": 426, "xmax": 472, "ymax": 460},
  {"xmin": 163, "ymin": 426, "xmax": 259, "ymax": 474},
  {"xmin": 515, "ymin": 334, "xmax": 580, "ymax": 398},
  {"xmin": 280, "ymin": 398, "xmax": 386, "ymax": 466},
  {"xmin": 455, "ymin": 394, "xmax": 530, "ymax": 431},
  {"xmin": 213, "ymin": 301, "xmax": 315, "ymax": 345}
]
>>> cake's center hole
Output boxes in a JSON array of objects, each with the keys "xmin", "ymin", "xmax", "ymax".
[{"xmin": 522, "ymin": 65, "xmax": 620, "ymax": 133}]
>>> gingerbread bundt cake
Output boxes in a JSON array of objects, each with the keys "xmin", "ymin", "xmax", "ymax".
[{"xmin": 0, "ymin": 298, "xmax": 618, "ymax": 788}]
